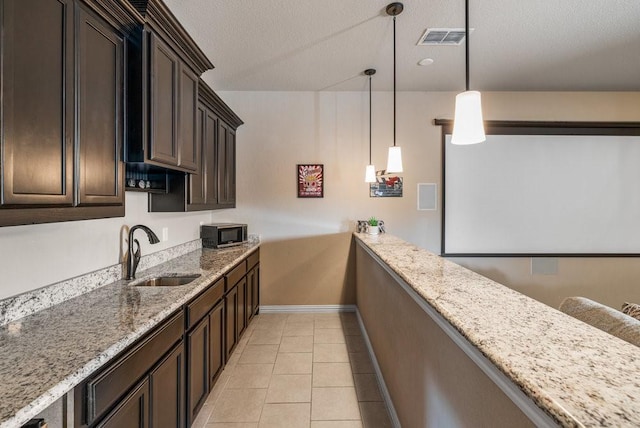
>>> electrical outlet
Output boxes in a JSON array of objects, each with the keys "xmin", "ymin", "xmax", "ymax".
[{"xmin": 162, "ymin": 227, "xmax": 169, "ymax": 242}]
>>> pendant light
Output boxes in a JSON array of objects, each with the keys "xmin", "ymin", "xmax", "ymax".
[
  {"xmin": 386, "ymin": 2, "xmax": 404, "ymax": 173},
  {"xmin": 364, "ymin": 69, "xmax": 377, "ymax": 183},
  {"xmin": 451, "ymin": 0, "xmax": 486, "ymax": 145}
]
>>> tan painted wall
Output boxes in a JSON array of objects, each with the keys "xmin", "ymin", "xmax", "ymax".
[
  {"xmin": 218, "ymin": 90, "xmax": 445, "ymax": 307},
  {"xmin": 219, "ymin": 90, "xmax": 640, "ymax": 309},
  {"xmin": 260, "ymin": 233, "xmax": 356, "ymax": 305},
  {"xmin": 355, "ymin": 242, "xmax": 537, "ymax": 427}
]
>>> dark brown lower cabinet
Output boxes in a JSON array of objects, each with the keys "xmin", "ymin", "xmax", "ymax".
[
  {"xmin": 209, "ymin": 300, "xmax": 225, "ymax": 385},
  {"xmin": 246, "ymin": 256, "xmax": 260, "ymax": 322},
  {"xmin": 186, "ymin": 286, "xmax": 225, "ymax": 428},
  {"xmin": 96, "ymin": 379, "xmax": 149, "ymax": 428},
  {"xmin": 150, "ymin": 342, "xmax": 185, "ymax": 428},
  {"xmin": 74, "ymin": 312, "xmax": 184, "ymax": 428},
  {"xmin": 225, "ymin": 284, "xmax": 238, "ymax": 360},
  {"xmin": 253, "ymin": 265, "xmax": 260, "ymax": 316},
  {"xmin": 75, "ymin": 251, "xmax": 259, "ymax": 427},
  {"xmin": 237, "ymin": 278, "xmax": 247, "ymax": 337},
  {"xmin": 187, "ymin": 315, "xmax": 209, "ymax": 426}
]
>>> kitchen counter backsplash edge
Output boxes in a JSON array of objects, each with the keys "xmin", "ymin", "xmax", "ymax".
[{"xmin": 0, "ymin": 239, "xmax": 203, "ymax": 326}]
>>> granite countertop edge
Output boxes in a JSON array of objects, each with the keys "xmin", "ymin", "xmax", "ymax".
[
  {"xmin": 0, "ymin": 242, "xmax": 259, "ymax": 428},
  {"xmin": 354, "ymin": 232, "xmax": 640, "ymax": 428}
]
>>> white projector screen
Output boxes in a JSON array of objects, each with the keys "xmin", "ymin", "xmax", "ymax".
[{"xmin": 443, "ymin": 129, "xmax": 640, "ymax": 255}]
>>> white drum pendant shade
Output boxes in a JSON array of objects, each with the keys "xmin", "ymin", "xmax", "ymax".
[
  {"xmin": 451, "ymin": 90, "xmax": 485, "ymax": 145},
  {"xmin": 365, "ymin": 164, "xmax": 376, "ymax": 183},
  {"xmin": 386, "ymin": 146, "xmax": 403, "ymax": 173}
]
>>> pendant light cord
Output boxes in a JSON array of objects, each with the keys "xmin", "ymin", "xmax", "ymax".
[
  {"xmin": 369, "ymin": 74, "xmax": 372, "ymax": 164},
  {"xmin": 465, "ymin": 0, "xmax": 470, "ymax": 91},
  {"xmin": 393, "ymin": 16, "xmax": 397, "ymax": 147}
]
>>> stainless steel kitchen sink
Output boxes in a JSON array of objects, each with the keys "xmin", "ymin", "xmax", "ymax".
[{"xmin": 133, "ymin": 274, "xmax": 201, "ymax": 287}]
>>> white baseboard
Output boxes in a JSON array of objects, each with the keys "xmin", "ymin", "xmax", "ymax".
[
  {"xmin": 356, "ymin": 308, "xmax": 401, "ymax": 428},
  {"xmin": 259, "ymin": 304, "xmax": 357, "ymax": 313}
]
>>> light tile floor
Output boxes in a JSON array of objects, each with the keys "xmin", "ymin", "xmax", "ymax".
[{"xmin": 191, "ymin": 312, "xmax": 393, "ymax": 428}]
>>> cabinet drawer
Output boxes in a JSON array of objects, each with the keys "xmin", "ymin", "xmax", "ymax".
[
  {"xmin": 247, "ymin": 250, "xmax": 260, "ymax": 269},
  {"xmin": 86, "ymin": 311, "xmax": 184, "ymax": 424},
  {"xmin": 186, "ymin": 278, "xmax": 224, "ymax": 330},
  {"xmin": 225, "ymin": 261, "xmax": 246, "ymax": 291},
  {"xmin": 95, "ymin": 378, "xmax": 149, "ymax": 428}
]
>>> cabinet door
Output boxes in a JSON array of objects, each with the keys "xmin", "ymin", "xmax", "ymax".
[
  {"xmin": 246, "ymin": 269, "xmax": 254, "ymax": 323},
  {"xmin": 1, "ymin": 0, "xmax": 74, "ymax": 207},
  {"xmin": 247, "ymin": 266, "xmax": 259, "ymax": 322},
  {"xmin": 225, "ymin": 285, "xmax": 238, "ymax": 359},
  {"xmin": 217, "ymin": 122, "xmax": 237, "ymax": 207},
  {"xmin": 188, "ymin": 105, "xmax": 206, "ymax": 206},
  {"xmin": 76, "ymin": 5, "xmax": 124, "ymax": 206},
  {"xmin": 209, "ymin": 300, "xmax": 225, "ymax": 387},
  {"xmin": 188, "ymin": 106, "xmax": 218, "ymax": 210},
  {"xmin": 253, "ymin": 265, "xmax": 260, "ymax": 316},
  {"xmin": 149, "ymin": 34, "xmax": 179, "ymax": 167},
  {"xmin": 187, "ymin": 316, "xmax": 209, "ymax": 426},
  {"xmin": 150, "ymin": 341, "xmax": 185, "ymax": 428},
  {"xmin": 216, "ymin": 123, "xmax": 236, "ymax": 207},
  {"xmin": 177, "ymin": 65, "xmax": 199, "ymax": 171},
  {"xmin": 96, "ymin": 379, "xmax": 149, "ymax": 428},
  {"xmin": 237, "ymin": 278, "xmax": 247, "ymax": 338},
  {"xmin": 226, "ymin": 128, "xmax": 237, "ymax": 205},
  {"xmin": 204, "ymin": 110, "xmax": 219, "ymax": 206}
]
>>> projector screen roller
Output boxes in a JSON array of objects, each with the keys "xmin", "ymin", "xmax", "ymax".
[{"xmin": 442, "ymin": 125, "xmax": 640, "ymax": 256}]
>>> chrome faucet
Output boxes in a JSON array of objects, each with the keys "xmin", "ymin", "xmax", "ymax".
[{"xmin": 126, "ymin": 225, "xmax": 160, "ymax": 280}]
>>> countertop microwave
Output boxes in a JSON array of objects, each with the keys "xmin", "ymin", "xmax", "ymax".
[{"xmin": 200, "ymin": 223, "xmax": 248, "ymax": 248}]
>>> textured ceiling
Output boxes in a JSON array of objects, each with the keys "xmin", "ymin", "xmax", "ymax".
[{"xmin": 163, "ymin": 0, "xmax": 640, "ymax": 92}]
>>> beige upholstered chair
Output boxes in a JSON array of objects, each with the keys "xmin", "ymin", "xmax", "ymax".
[{"xmin": 559, "ymin": 296, "xmax": 640, "ymax": 347}]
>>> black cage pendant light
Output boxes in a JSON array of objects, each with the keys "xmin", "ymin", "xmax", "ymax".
[
  {"xmin": 451, "ymin": 0, "xmax": 486, "ymax": 145},
  {"xmin": 386, "ymin": 2, "xmax": 404, "ymax": 173},
  {"xmin": 364, "ymin": 69, "xmax": 377, "ymax": 183}
]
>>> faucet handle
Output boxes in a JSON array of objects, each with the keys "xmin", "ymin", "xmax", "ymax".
[{"xmin": 132, "ymin": 239, "xmax": 141, "ymax": 276}]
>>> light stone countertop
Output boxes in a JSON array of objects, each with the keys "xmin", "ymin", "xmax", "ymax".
[
  {"xmin": 0, "ymin": 242, "xmax": 259, "ymax": 428},
  {"xmin": 355, "ymin": 233, "xmax": 640, "ymax": 428}
]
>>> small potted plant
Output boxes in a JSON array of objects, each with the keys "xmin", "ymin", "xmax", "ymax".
[{"xmin": 367, "ymin": 216, "xmax": 380, "ymax": 235}]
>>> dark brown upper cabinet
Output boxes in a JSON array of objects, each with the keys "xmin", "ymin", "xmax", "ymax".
[
  {"xmin": 0, "ymin": 0, "xmax": 134, "ymax": 227},
  {"xmin": 217, "ymin": 121, "xmax": 237, "ymax": 208},
  {"xmin": 1, "ymin": 0, "xmax": 74, "ymax": 209},
  {"xmin": 187, "ymin": 104, "xmax": 219, "ymax": 210},
  {"xmin": 77, "ymin": 3, "xmax": 125, "ymax": 207},
  {"xmin": 178, "ymin": 66, "xmax": 200, "ymax": 171},
  {"xmin": 148, "ymin": 34, "xmax": 180, "ymax": 167},
  {"xmin": 125, "ymin": 0, "xmax": 211, "ymax": 174},
  {"xmin": 148, "ymin": 80, "xmax": 243, "ymax": 213}
]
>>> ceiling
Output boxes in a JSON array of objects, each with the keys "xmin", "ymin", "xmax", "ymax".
[{"xmin": 163, "ymin": 0, "xmax": 640, "ymax": 92}]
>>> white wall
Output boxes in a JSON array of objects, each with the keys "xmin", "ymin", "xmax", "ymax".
[{"xmin": 0, "ymin": 193, "xmax": 216, "ymax": 300}]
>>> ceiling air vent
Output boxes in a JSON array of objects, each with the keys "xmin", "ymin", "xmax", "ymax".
[{"xmin": 417, "ymin": 28, "xmax": 473, "ymax": 46}]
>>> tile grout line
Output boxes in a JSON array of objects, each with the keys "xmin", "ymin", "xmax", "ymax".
[{"xmin": 207, "ymin": 313, "xmax": 384, "ymax": 426}]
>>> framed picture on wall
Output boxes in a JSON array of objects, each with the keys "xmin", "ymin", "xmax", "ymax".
[
  {"xmin": 370, "ymin": 173, "xmax": 403, "ymax": 198},
  {"xmin": 297, "ymin": 164, "xmax": 324, "ymax": 198}
]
